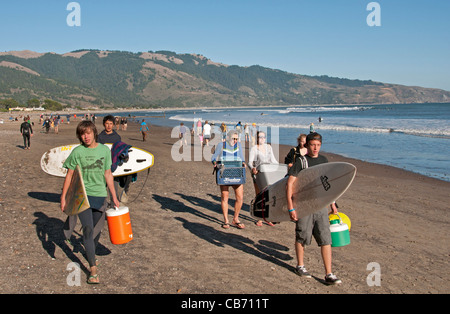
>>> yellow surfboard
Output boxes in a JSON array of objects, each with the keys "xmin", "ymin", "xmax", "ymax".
[{"xmin": 63, "ymin": 165, "xmax": 90, "ymax": 216}]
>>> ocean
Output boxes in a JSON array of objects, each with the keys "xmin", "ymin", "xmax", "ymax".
[{"xmin": 101, "ymin": 103, "xmax": 450, "ymax": 182}]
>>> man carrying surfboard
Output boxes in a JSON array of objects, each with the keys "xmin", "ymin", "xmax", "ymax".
[
  {"xmin": 286, "ymin": 132, "xmax": 341, "ymax": 285},
  {"xmin": 98, "ymin": 115, "xmax": 133, "ymax": 203},
  {"xmin": 60, "ymin": 121, "xmax": 120, "ymax": 284}
]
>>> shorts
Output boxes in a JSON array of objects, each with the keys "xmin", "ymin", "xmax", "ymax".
[{"xmin": 295, "ymin": 207, "xmax": 331, "ymax": 246}]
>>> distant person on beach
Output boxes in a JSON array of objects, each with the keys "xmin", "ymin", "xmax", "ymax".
[
  {"xmin": 114, "ymin": 116, "xmax": 120, "ymax": 130},
  {"xmin": 203, "ymin": 120, "xmax": 211, "ymax": 146},
  {"xmin": 244, "ymin": 124, "xmax": 250, "ymax": 142},
  {"xmin": 285, "ymin": 132, "xmax": 341, "ymax": 285},
  {"xmin": 60, "ymin": 121, "xmax": 120, "ymax": 284},
  {"xmin": 211, "ymin": 130, "xmax": 246, "ymax": 229},
  {"xmin": 284, "ymin": 134, "xmax": 307, "ymax": 169},
  {"xmin": 220, "ymin": 122, "xmax": 227, "ymax": 141},
  {"xmin": 179, "ymin": 122, "xmax": 188, "ymax": 146},
  {"xmin": 250, "ymin": 123, "xmax": 257, "ymax": 146},
  {"xmin": 248, "ymin": 131, "xmax": 278, "ymax": 227},
  {"xmin": 43, "ymin": 117, "xmax": 51, "ymax": 133},
  {"xmin": 309, "ymin": 123, "xmax": 315, "ymax": 133},
  {"xmin": 140, "ymin": 119, "xmax": 149, "ymax": 141},
  {"xmin": 196, "ymin": 119, "xmax": 202, "ymax": 136},
  {"xmin": 121, "ymin": 117, "xmax": 127, "ymax": 131},
  {"xmin": 54, "ymin": 116, "xmax": 60, "ymax": 134},
  {"xmin": 235, "ymin": 121, "xmax": 243, "ymax": 141},
  {"xmin": 20, "ymin": 117, "xmax": 33, "ymax": 150}
]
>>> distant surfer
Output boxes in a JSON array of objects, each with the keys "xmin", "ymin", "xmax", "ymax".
[
  {"xmin": 60, "ymin": 121, "xmax": 120, "ymax": 284},
  {"xmin": 20, "ymin": 117, "xmax": 33, "ymax": 150},
  {"xmin": 285, "ymin": 132, "xmax": 342, "ymax": 285}
]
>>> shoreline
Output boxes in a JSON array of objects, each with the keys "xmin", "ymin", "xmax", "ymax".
[
  {"xmin": 0, "ymin": 119, "xmax": 449, "ymax": 294},
  {"xmin": 2, "ymin": 109, "xmax": 448, "ymax": 183}
]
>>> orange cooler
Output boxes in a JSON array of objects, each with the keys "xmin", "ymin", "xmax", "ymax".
[{"xmin": 106, "ymin": 206, "xmax": 133, "ymax": 245}]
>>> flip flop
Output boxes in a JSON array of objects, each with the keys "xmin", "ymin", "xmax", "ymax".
[
  {"xmin": 232, "ymin": 221, "xmax": 245, "ymax": 229},
  {"xmin": 221, "ymin": 223, "xmax": 230, "ymax": 229},
  {"xmin": 87, "ymin": 274, "xmax": 99, "ymax": 284}
]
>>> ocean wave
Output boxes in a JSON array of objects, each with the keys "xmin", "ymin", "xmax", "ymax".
[
  {"xmin": 169, "ymin": 114, "xmax": 450, "ymax": 138},
  {"xmin": 285, "ymin": 106, "xmax": 374, "ymax": 113}
]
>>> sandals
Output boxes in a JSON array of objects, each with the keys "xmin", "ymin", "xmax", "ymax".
[
  {"xmin": 87, "ymin": 274, "xmax": 99, "ymax": 284},
  {"xmin": 222, "ymin": 221, "xmax": 245, "ymax": 229},
  {"xmin": 232, "ymin": 220, "xmax": 245, "ymax": 229},
  {"xmin": 255, "ymin": 220, "xmax": 275, "ymax": 227},
  {"xmin": 87, "ymin": 262, "xmax": 100, "ymax": 284}
]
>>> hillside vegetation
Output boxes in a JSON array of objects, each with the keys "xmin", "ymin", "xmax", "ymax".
[{"xmin": 1, "ymin": 50, "xmax": 449, "ymax": 109}]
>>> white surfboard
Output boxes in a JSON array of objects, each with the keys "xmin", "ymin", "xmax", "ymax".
[
  {"xmin": 251, "ymin": 162, "xmax": 356, "ymax": 222},
  {"xmin": 40, "ymin": 143, "xmax": 154, "ymax": 177}
]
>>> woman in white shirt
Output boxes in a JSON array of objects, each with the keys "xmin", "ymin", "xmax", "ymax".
[
  {"xmin": 248, "ymin": 131, "xmax": 278, "ymax": 226},
  {"xmin": 203, "ymin": 120, "xmax": 211, "ymax": 146}
]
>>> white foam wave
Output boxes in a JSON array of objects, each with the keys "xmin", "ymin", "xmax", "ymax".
[
  {"xmin": 285, "ymin": 106, "xmax": 374, "ymax": 112},
  {"xmin": 169, "ymin": 114, "xmax": 450, "ymax": 138}
]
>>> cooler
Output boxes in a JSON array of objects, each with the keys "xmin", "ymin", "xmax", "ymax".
[
  {"xmin": 216, "ymin": 160, "xmax": 246, "ymax": 185},
  {"xmin": 106, "ymin": 206, "xmax": 133, "ymax": 245},
  {"xmin": 255, "ymin": 163, "xmax": 287, "ymax": 190}
]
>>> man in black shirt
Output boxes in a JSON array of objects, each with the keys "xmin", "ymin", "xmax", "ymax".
[
  {"xmin": 98, "ymin": 115, "xmax": 121, "ymax": 144},
  {"xmin": 98, "ymin": 115, "xmax": 132, "ymax": 203},
  {"xmin": 286, "ymin": 132, "xmax": 341, "ymax": 285}
]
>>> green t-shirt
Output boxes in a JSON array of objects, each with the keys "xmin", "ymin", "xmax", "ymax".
[{"xmin": 63, "ymin": 144, "xmax": 112, "ymax": 197}]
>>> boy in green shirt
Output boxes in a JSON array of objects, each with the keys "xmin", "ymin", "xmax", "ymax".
[{"xmin": 60, "ymin": 121, "xmax": 119, "ymax": 284}]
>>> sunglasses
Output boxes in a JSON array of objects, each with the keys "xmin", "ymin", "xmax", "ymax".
[{"xmin": 231, "ymin": 137, "xmax": 239, "ymax": 140}]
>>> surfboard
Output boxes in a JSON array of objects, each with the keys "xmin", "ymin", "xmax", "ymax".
[
  {"xmin": 251, "ymin": 162, "xmax": 356, "ymax": 222},
  {"xmin": 63, "ymin": 165, "xmax": 90, "ymax": 216},
  {"xmin": 40, "ymin": 143, "xmax": 154, "ymax": 177}
]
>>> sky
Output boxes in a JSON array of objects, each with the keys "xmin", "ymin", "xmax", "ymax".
[{"xmin": 0, "ymin": 0, "xmax": 449, "ymax": 91}]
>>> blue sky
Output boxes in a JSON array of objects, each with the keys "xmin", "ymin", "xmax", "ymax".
[{"xmin": 1, "ymin": 0, "xmax": 449, "ymax": 91}]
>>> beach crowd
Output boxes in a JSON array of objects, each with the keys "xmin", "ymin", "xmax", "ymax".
[{"xmin": 16, "ymin": 113, "xmax": 344, "ymax": 286}]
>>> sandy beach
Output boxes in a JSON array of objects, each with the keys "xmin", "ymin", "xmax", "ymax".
[{"xmin": 0, "ymin": 112, "xmax": 449, "ymax": 295}]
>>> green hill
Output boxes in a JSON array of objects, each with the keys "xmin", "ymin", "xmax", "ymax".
[{"xmin": 1, "ymin": 50, "xmax": 449, "ymax": 109}]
